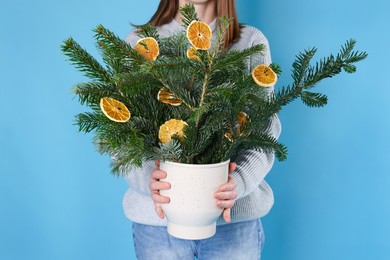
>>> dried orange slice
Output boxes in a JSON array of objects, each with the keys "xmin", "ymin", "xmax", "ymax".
[
  {"xmin": 158, "ymin": 119, "xmax": 187, "ymax": 144},
  {"xmin": 224, "ymin": 132, "xmax": 233, "ymax": 142},
  {"xmin": 100, "ymin": 97, "xmax": 130, "ymax": 123},
  {"xmin": 134, "ymin": 37, "xmax": 159, "ymax": 61},
  {"xmin": 187, "ymin": 21, "xmax": 212, "ymax": 50},
  {"xmin": 252, "ymin": 64, "xmax": 278, "ymax": 87},
  {"xmin": 237, "ymin": 112, "xmax": 248, "ymax": 136},
  {"xmin": 186, "ymin": 46, "xmax": 201, "ymax": 61},
  {"xmin": 224, "ymin": 112, "xmax": 249, "ymax": 141},
  {"xmin": 157, "ymin": 89, "xmax": 182, "ymax": 106}
]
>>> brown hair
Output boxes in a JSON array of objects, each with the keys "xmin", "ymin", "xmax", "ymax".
[{"xmin": 146, "ymin": 0, "xmax": 240, "ymax": 48}]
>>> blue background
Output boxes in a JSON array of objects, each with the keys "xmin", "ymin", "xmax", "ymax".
[{"xmin": 0, "ymin": 0, "xmax": 389, "ymax": 259}]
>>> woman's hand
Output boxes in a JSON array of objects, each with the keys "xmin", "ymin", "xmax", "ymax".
[
  {"xmin": 149, "ymin": 160, "xmax": 171, "ymax": 219},
  {"xmin": 150, "ymin": 160, "xmax": 238, "ymax": 222},
  {"xmin": 214, "ymin": 162, "xmax": 238, "ymax": 222}
]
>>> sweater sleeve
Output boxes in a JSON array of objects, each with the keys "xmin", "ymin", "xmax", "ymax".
[
  {"xmin": 231, "ymin": 27, "xmax": 282, "ymax": 198},
  {"xmin": 122, "ymin": 161, "xmax": 155, "ymax": 195},
  {"xmin": 231, "ymin": 115, "xmax": 281, "ymax": 198}
]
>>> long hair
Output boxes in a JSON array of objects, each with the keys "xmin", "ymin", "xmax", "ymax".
[{"xmin": 146, "ymin": 0, "xmax": 240, "ymax": 48}]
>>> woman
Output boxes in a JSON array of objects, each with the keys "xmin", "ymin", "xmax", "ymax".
[{"xmin": 122, "ymin": 0, "xmax": 281, "ymax": 259}]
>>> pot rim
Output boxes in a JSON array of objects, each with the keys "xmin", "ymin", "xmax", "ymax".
[{"xmin": 161, "ymin": 159, "xmax": 230, "ymax": 169}]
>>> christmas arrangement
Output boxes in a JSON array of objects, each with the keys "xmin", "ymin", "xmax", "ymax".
[{"xmin": 62, "ymin": 4, "xmax": 367, "ymax": 175}]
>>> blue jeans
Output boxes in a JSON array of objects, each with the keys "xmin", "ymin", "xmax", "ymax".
[{"xmin": 132, "ymin": 219, "xmax": 265, "ymax": 260}]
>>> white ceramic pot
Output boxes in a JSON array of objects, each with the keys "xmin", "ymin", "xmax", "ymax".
[{"xmin": 160, "ymin": 160, "xmax": 229, "ymax": 240}]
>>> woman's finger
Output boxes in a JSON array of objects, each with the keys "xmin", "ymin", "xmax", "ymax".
[
  {"xmin": 215, "ymin": 190, "xmax": 238, "ymax": 200},
  {"xmin": 150, "ymin": 169, "xmax": 167, "ymax": 181},
  {"xmin": 152, "ymin": 193, "xmax": 170, "ymax": 204},
  {"xmin": 149, "ymin": 179, "xmax": 171, "ymax": 191},
  {"xmin": 150, "ymin": 160, "xmax": 170, "ymax": 219},
  {"xmin": 154, "ymin": 202, "xmax": 165, "ymax": 219},
  {"xmin": 218, "ymin": 176, "xmax": 236, "ymax": 192},
  {"xmin": 215, "ymin": 199, "xmax": 236, "ymax": 209},
  {"xmin": 228, "ymin": 162, "xmax": 237, "ymax": 174},
  {"xmin": 155, "ymin": 160, "xmax": 160, "ymax": 167},
  {"xmin": 222, "ymin": 208, "xmax": 231, "ymax": 222}
]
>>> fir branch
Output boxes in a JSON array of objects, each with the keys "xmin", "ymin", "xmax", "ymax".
[
  {"xmin": 106, "ymin": 134, "xmax": 147, "ymax": 175},
  {"xmin": 100, "ymin": 51, "xmax": 126, "ymax": 75},
  {"xmin": 179, "ymin": 4, "xmax": 199, "ymax": 27},
  {"xmin": 147, "ymin": 55, "xmax": 194, "ymax": 72},
  {"xmin": 95, "ymin": 118, "xmax": 135, "ymax": 146},
  {"xmin": 123, "ymin": 89, "xmax": 172, "ymax": 129},
  {"xmin": 62, "ymin": 37, "xmax": 111, "ymax": 82},
  {"xmin": 128, "ymin": 116, "xmax": 157, "ymax": 135},
  {"xmin": 153, "ymin": 73, "xmax": 197, "ymax": 111},
  {"xmin": 75, "ymin": 112, "xmax": 108, "ymax": 133},
  {"xmin": 211, "ymin": 44, "xmax": 264, "ymax": 73},
  {"xmin": 207, "ymin": 82, "xmax": 236, "ymax": 98},
  {"xmin": 159, "ymin": 31, "xmax": 188, "ymax": 57},
  {"xmin": 188, "ymin": 104, "xmax": 210, "ymax": 125},
  {"xmin": 135, "ymin": 23, "xmax": 160, "ymax": 40},
  {"xmin": 179, "ymin": 122, "xmax": 199, "ymax": 163},
  {"xmin": 112, "ymin": 72, "xmax": 158, "ymax": 95},
  {"xmin": 194, "ymin": 133, "xmax": 226, "ymax": 164},
  {"xmin": 211, "ymin": 16, "xmax": 232, "ymax": 56},
  {"xmin": 338, "ymin": 39, "xmax": 368, "ymax": 73},
  {"xmin": 300, "ymin": 91, "xmax": 328, "ymax": 107},
  {"xmin": 226, "ymin": 134, "xmax": 288, "ymax": 162},
  {"xmin": 199, "ymin": 111, "xmax": 229, "ymax": 135},
  {"xmin": 72, "ymin": 81, "xmax": 117, "ymax": 105},
  {"xmin": 181, "ymin": 115, "xmax": 229, "ymax": 164},
  {"xmin": 147, "ymin": 56, "xmax": 201, "ymax": 110},
  {"xmin": 274, "ymin": 85, "xmax": 301, "ymax": 111},
  {"xmin": 303, "ymin": 54, "xmax": 338, "ymax": 89},
  {"xmin": 270, "ymin": 63, "xmax": 282, "ymax": 76},
  {"xmin": 270, "ymin": 39, "xmax": 367, "ymax": 113},
  {"xmin": 166, "ymin": 84, "xmax": 198, "ymax": 111},
  {"xmin": 242, "ymin": 99, "xmax": 279, "ymax": 135},
  {"xmin": 94, "ymin": 24, "xmax": 144, "ymax": 64},
  {"xmin": 65, "ymin": 21, "xmax": 367, "ymax": 167},
  {"xmin": 291, "ymin": 48, "xmax": 316, "ymax": 88},
  {"xmin": 339, "ymin": 39, "xmax": 368, "ymax": 63},
  {"xmin": 199, "ymin": 72, "xmax": 210, "ymax": 107},
  {"xmin": 155, "ymin": 140, "xmax": 183, "ymax": 162},
  {"xmin": 301, "ymin": 40, "xmax": 367, "ymax": 89},
  {"xmin": 95, "ymin": 27, "xmax": 132, "ymax": 74}
]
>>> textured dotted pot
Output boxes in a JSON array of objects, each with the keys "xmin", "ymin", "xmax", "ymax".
[{"xmin": 160, "ymin": 160, "xmax": 229, "ymax": 240}]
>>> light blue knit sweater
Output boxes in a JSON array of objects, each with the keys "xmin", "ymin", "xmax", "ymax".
[{"xmin": 122, "ymin": 18, "xmax": 281, "ymax": 226}]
